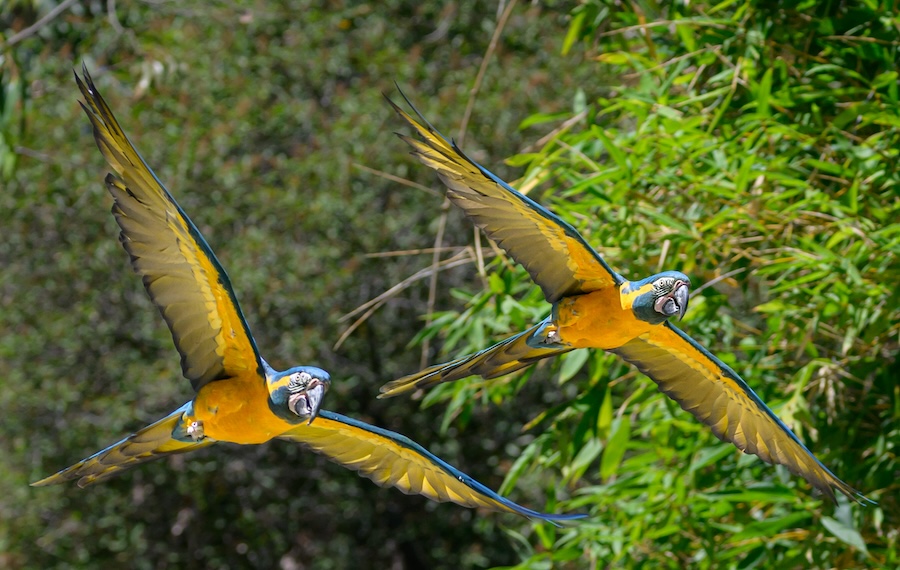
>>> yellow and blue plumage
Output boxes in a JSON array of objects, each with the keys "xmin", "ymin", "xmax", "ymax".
[
  {"xmin": 32, "ymin": 68, "xmax": 583, "ymax": 523},
  {"xmin": 380, "ymin": 92, "xmax": 873, "ymax": 505}
]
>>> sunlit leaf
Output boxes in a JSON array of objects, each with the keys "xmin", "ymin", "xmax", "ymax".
[
  {"xmin": 822, "ymin": 516, "xmax": 869, "ymax": 555},
  {"xmin": 600, "ymin": 416, "xmax": 631, "ymax": 479},
  {"xmin": 558, "ymin": 348, "xmax": 589, "ymax": 384}
]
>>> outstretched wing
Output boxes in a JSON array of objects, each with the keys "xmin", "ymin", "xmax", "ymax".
[
  {"xmin": 280, "ymin": 410, "xmax": 584, "ymax": 522},
  {"xmin": 31, "ymin": 403, "xmax": 214, "ymax": 488},
  {"xmin": 379, "ymin": 321, "xmax": 572, "ymax": 398},
  {"xmin": 611, "ymin": 322, "xmax": 872, "ymax": 504},
  {"xmin": 76, "ymin": 68, "xmax": 262, "ymax": 391},
  {"xmin": 387, "ymin": 93, "xmax": 623, "ymax": 303}
]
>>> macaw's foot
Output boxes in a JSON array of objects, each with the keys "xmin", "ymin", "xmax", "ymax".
[
  {"xmin": 186, "ymin": 420, "xmax": 205, "ymax": 441},
  {"xmin": 528, "ymin": 320, "xmax": 565, "ymax": 348}
]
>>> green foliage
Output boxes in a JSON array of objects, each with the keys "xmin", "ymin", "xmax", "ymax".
[
  {"xmin": 412, "ymin": 1, "xmax": 899, "ymax": 568},
  {"xmin": 2, "ymin": 0, "xmax": 898, "ymax": 568},
  {"xmin": 0, "ymin": 67, "xmax": 23, "ymax": 179}
]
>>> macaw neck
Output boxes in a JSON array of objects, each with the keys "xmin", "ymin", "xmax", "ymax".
[
  {"xmin": 262, "ymin": 361, "xmax": 295, "ymax": 399},
  {"xmin": 261, "ymin": 358, "xmax": 279, "ymax": 380},
  {"xmin": 263, "ymin": 367, "xmax": 295, "ymax": 417},
  {"xmin": 618, "ymin": 279, "xmax": 655, "ymax": 311}
]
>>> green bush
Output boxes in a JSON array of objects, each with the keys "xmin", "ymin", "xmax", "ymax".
[{"xmin": 414, "ymin": 1, "xmax": 898, "ymax": 568}]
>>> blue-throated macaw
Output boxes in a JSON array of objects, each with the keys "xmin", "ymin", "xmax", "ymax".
[
  {"xmin": 379, "ymin": 92, "xmax": 872, "ymax": 505},
  {"xmin": 32, "ymin": 68, "xmax": 583, "ymax": 523}
]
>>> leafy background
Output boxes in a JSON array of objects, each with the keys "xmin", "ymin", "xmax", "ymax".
[{"xmin": 1, "ymin": 1, "xmax": 897, "ymax": 568}]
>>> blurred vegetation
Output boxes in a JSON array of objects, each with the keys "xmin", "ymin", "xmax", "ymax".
[
  {"xmin": 0, "ymin": 0, "xmax": 897, "ymax": 569},
  {"xmin": 1, "ymin": 1, "xmax": 593, "ymax": 568},
  {"xmin": 412, "ymin": 1, "xmax": 899, "ymax": 568}
]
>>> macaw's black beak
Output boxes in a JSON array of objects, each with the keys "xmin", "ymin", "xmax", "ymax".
[
  {"xmin": 674, "ymin": 281, "xmax": 690, "ymax": 320},
  {"xmin": 304, "ymin": 382, "xmax": 327, "ymax": 425}
]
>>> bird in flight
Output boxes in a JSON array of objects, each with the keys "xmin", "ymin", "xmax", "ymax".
[
  {"xmin": 380, "ymin": 92, "xmax": 872, "ymax": 505},
  {"xmin": 32, "ymin": 68, "xmax": 583, "ymax": 524}
]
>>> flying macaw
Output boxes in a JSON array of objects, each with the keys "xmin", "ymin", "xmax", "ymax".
[
  {"xmin": 31, "ymin": 68, "xmax": 584, "ymax": 524},
  {"xmin": 379, "ymin": 93, "xmax": 872, "ymax": 505}
]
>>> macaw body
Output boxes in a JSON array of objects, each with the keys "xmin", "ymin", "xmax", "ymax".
[
  {"xmin": 33, "ymin": 68, "xmax": 584, "ymax": 524},
  {"xmin": 412, "ymin": 277, "xmax": 682, "ymax": 384},
  {"xmin": 380, "ymin": 93, "xmax": 873, "ymax": 505},
  {"xmin": 552, "ymin": 278, "xmax": 679, "ymax": 348},
  {"xmin": 189, "ymin": 364, "xmax": 294, "ymax": 444}
]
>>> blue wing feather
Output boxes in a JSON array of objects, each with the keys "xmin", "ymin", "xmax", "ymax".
[
  {"xmin": 612, "ymin": 322, "xmax": 873, "ymax": 504},
  {"xmin": 282, "ymin": 410, "xmax": 585, "ymax": 523}
]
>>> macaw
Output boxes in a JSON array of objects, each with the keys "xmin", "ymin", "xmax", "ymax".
[
  {"xmin": 31, "ymin": 68, "xmax": 584, "ymax": 524},
  {"xmin": 379, "ymin": 93, "xmax": 872, "ymax": 505}
]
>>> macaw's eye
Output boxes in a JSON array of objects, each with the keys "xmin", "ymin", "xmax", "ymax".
[
  {"xmin": 653, "ymin": 276, "xmax": 676, "ymax": 294},
  {"xmin": 289, "ymin": 371, "xmax": 312, "ymax": 391}
]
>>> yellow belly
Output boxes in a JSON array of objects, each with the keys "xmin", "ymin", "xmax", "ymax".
[
  {"xmin": 555, "ymin": 286, "xmax": 652, "ymax": 349},
  {"xmin": 191, "ymin": 376, "xmax": 294, "ymax": 444}
]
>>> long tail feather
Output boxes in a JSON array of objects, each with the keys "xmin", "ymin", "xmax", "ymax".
[{"xmin": 380, "ymin": 322, "xmax": 572, "ymax": 398}]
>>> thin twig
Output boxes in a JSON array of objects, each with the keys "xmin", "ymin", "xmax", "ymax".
[
  {"xmin": 622, "ymin": 46, "xmax": 718, "ymax": 79},
  {"xmin": 822, "ymin": 35, "xmax": 900, "ymax": 46},
  {"xmin": 107, "ymin": 0, "xmax": 124, "ymax": 34},
  {"xmin": 553, "ymin": 138, "xmax": 605, "ymax": 173},
  {"xmin": 420, "ymin": 199, "xmax": 451, "ymax": 367},
  {"xmin": 691, "ymin": 267, "xmax": 747, "ymax": 297},
  {"xmin": 595, "ymin": 18, "xmax": 730, "ymax": 39},
  {"xmin": 519, "ymin": 108, "xmax": 589, "ymax": 154},
  {"xmin": 419, "ymin": 0, "xmax": 518, "ymax": 368},
  {"xmin": 472, "ymin": 231, "xmax": 487, "ymax": 283},
  {"xmin": 14, "ymin": 145, "xmax": 79, "ymax": 168},
  {"xmin": 333, "ymin": 251, "xmax": 486, "ymax": 350},
  {"xmin": 340, "ymin": 249, "xmax": 478, "ymax": 323},
  {"xmin": 1, "ymin": 0, "xmax": 80, "ymax": 49},
  {"xmin": 656, "ymin": 239, "xmax": 670, "ymax": 273},
  {"xmin": 353, "ymin": 162, "xmax": 442, "ymax": 197},
  {"xmin": 364, "ymin": 247, "xmax": 468, "ymax": 258},
  {"xmin": 457, "ymin": 0, "xmax": 518, "ymax": 146}
]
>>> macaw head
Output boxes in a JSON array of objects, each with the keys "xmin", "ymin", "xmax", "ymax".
[
  {"xmin": 273, "ymin": 366, "xmax": 331, "ymax": 425},
  {"xmin": 628, "ymin": 271, "xmax": 691, "ymax": 325}
]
